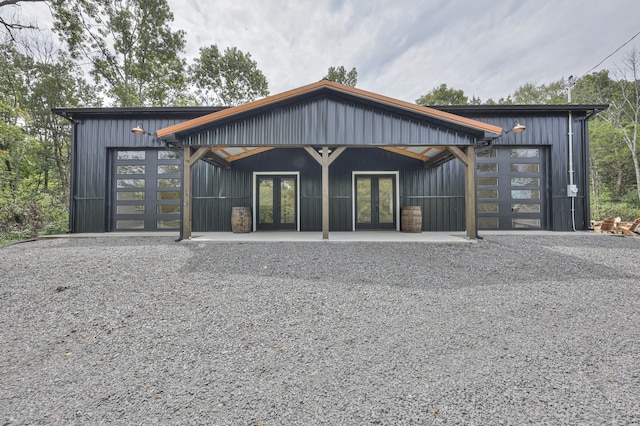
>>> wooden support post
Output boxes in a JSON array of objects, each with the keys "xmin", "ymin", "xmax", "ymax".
[
  {"xmin": 304, "ymin": 146, "xmax": 346, "ymax": 240},
  {"xmin": 465, "ymin": 145, "xmax": 477, "ymax": 239},
  {"xmin": 322, "ymin": 147, "xmax": 329, "ymax": 240},
  {"xmin": 448, "ymin": 145, "xmax": 477, "ymax": 240},
  {"xmin": 182, "ymin": 146, "xmax": 211, "ymax": 240},
  {"xmin": 182, "ymin": 146, "xmax": 193, "ymax": 240}
]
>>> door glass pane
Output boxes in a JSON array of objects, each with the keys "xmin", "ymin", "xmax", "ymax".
[
  {"xmin": 117, "ymin": 165, "xmax": 145, "ymax": 175},
  {"xmin": 511, "ymin": 149, "xmax": 539, "ymax": 158},
  {"xmin": 157, "ymin": 205, "xmax": 180, "ymax": 214},
  {"xmin": 117, "ymin": 151, "xmax": 145, "ymax": 160},
  {"xmin": 116, "ymin": 220, "xmax": 144, "ymax": 229},
  {"xmin": 511, "ymin": 177, "xmax": 540, "ymax": 187},
  {"xmin": 478, "ymin": 190, "xmax": 498, "ymax": 199},
  {"xmin": 512, "ymin": 203, "xmax": 541, "ymax": 213},
  {"xmin": 357, "ymin": 178, "xmax": 372, "ymax": 224},
  {"xmin": 478, "ymin": 203, "xmax": 499, "ymax": 213},
  {"xmin": 478, "ymin": 218, "xmax": 499, "ymax": 228},
  {"xmin": 157, "ymin": 219, "xmax": 180, "ymax": 229},
  {"xmin": 478, "ymin": 163, "xmax": 498, "ymax": 172},
  {"xmin": 511, "ymin": 190, "xmax": 540, "ymax": 200},
  {"xmin": 378, "ymin": 177, "xmax": 394, "ymax": 224},
  {"xmin": 280, "ymin": 178, "xmax": 296, "ymax": 224},
  {"xmin": 157, "ymin": 178, "xmax": 181, "ymax": 188},
  {"xmin": 158, "ymin": 150, "xmax": 180, "ymax": 159},
  {"xmin": 157, "ymin": 191, "xmax": 180, "ymax": 200},
  {"xmin": 158, "ymin": 165, "xmax": 180, "ymax": 174},
  {"xmin": 477, "ymin": 149, "xmax": 496, "ymax": 158},
  {"xmin": 116, "ymin": 205, "xmax": 144, "ymax": 214},
  {"xmin": 117, "ymin": 191, "xmax": 145, "ymax": 201},
  {"xmin": 117, "ymin": 178, "xmax": 145, "ymax": 188},
  {"xmin": 478, "ymin": 177, "xmax": 498, "ymax": 186},
  {"xmin": 511, "ymin": 164, "xmax": 539, "ymax": 173},
  {"xmin": 512, "ymin": 219, "xmax": 541, "ymax": 228},
  {"xmin": 259, "ymin": 178, "xmax": 274, "ymax": 224}
]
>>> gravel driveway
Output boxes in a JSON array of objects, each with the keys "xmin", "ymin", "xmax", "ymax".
[{"xmin": 1, "ymin": 234, "xmax": 639, "ymax": 425}]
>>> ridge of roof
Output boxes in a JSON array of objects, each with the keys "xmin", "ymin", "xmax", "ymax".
[{"xmin": 156, "ymin": 80, "xmax": 503, "ymax": 138}]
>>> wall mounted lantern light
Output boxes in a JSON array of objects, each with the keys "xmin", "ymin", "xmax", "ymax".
[
  {"xmin": 505, "ymin": 121, "xmax": 526, "ymax": 134},
  {"xmin": 131, "ymin": 123, "xmax": 154, "ymax": 136}
]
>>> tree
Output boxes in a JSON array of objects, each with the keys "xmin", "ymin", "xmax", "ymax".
[
  {"xmin": 0, "ymin": 0, "xmax": 46, "ymax": 40},
  {"xmin": 416, "ymin": 84, "xmax": 468, "ymax": 106},
  {"xmin": 605, "ymin": 49, "xmax": 640, "ymax": 203},
  {"xmin": 189, "ymin": 44, "xmax": 269, "ymax": 106},
  {"xmin": 324, "ymin": 66, "xmax": 358, "ymax": 87},
  {"xmin": 50, "ymin": 0, "xmax": 187, "ymax": 106},
  {"xmin": 512, "ymin": 80, "xmax": 568, "ymax": 104}
]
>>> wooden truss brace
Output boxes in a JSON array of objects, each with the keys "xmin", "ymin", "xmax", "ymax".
[{"xmin": 304, "ymin": 146, "xmax": 346, "ymax": 239}]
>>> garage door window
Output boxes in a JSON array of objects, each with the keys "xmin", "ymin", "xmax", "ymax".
[{"xmin": 112, "ymin": 149, "xmax": 181, "ymax": 231}]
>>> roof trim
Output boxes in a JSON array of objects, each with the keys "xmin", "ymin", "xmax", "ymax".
[
  {"xmin": 438, "ymin": 104, "xmax": 609, "ymax": 114},
  {"xmin": 156, "ymin": 80, "xmax": 503, "ymax": 138},
  {"xmin": 52, "ymin": 106, "xmax": 227, "ymax": 119}
]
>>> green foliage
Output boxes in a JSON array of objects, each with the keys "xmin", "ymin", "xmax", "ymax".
[
  {"xmin": 416, "ymin": 84, "xmax": 468, "ymax": 106},
  {"xmin": 512, "ymin": 80, "xmax": 568, "ymax": 104},
  {"xmin": 190, "ymin": 44, "xmax": 269, "ymax": 106},
  {"xmin": 51, "ymin": 0, "xmax": 188, "ymax": 106},
  {"xmin": 591, "ymin": 201, "xmax": 640, "ymax": 221},
  {"xmin": 324, "ymin": 66, "xmax": 358, "ymax": 87},
  {"xmin": 0, "ymin": 189, "xmax": 69, "ymax": 246}
]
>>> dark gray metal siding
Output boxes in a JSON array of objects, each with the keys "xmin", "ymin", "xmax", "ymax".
[
  {"xmin": 191, "ymin": 147, "xmax": 466, "ymax": 232},
  {"xmin": 454, "ymin": 112, "xmax": 590, "ymax": 231},
  {"xmin": 183, "ymin": 98, "xmax": 477, "ymax": 147},
  {"xmin": 402, "ymin": 159, "xmax": 466, "ymax": 231},
  {"xmin": 71, "ymin": 116, "xmax": 196, "ymax": 232}
]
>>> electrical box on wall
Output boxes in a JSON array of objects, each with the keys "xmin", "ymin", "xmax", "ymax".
[{"xmin": 567, "ymin": 184, "xmax": 578, "ymax": 197}]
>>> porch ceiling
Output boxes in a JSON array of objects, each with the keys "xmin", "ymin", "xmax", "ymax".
[{"xmin": 204, "ymin": 145, "xmax": 450, "ymax": 165}]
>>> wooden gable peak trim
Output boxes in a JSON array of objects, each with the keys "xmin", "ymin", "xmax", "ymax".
[{"xmin": 156, "ymin": 80, "xmax": 503, "ymax": 139}]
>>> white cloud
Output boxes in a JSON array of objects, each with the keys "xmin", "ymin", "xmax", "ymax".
[{"xmin": 4, "ymin": 0, "xmax": 639, "ymax": 103}]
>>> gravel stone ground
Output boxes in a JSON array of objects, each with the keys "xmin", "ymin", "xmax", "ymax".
[{"xmin": 1, "ymin": 234, "xmax": 639, "ymax": 425}]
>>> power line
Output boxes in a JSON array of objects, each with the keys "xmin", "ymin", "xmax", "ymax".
[{"xmin": 581, "ymin": 29, "xmax": 640, "ymax": 77}]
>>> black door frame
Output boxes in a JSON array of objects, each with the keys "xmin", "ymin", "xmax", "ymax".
[
  {"xmin": 253, "ymin": 172, "xmax": 300, "ymax": 231},
  {"xmin": 352, "ymin": 171, "xmax": 399, "ymax": 231}
]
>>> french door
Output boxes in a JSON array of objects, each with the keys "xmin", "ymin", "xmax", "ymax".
[
  {"xmin": 355, "ymin": 174, "xmax": 396, "ymax": 230},
  {"xmin": 256, "ymin": 175, "xmax": 297, "ymax": 230}
]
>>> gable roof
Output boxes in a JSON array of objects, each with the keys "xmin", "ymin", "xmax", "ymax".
[{"xmin": 156, "ymin": 80, "xmax": 503, "ymax": 140}]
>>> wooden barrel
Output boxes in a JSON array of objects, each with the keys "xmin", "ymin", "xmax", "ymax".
[
  {"xmin": 231, "ymin": 207, "xmax": 252, "ymax": 233},
  {"xmin": 401, "ymin": 206, "xmax": 422, "ymax": 233}
]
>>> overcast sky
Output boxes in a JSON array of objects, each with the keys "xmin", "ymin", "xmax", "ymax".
[{"xmin": 5, "ymin": 0, "xmax": 640, "ymax": 103}]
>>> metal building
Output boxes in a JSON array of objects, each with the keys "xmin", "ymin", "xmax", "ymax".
[{"xmin": 54, "ymin": 81, "xmax": 605, "ymax": 239}]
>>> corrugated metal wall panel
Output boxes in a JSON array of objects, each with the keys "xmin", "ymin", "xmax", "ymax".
[
  {"xmin": 191, "ymin": 161, "xmax": 252, "ymax": 231},
  {"xmin": 72, "ymin": 115, "xmax": 199, "ymax": 232},
  {"xmin": 184, "ymin": 98, "xmax": 476, "ymax": 147},
  {"xmin": 401, "ymin": 159, "xmax": 466, "ymax": 231},
  {"xmin": 452, "ymin": 111, "xmax": 590, "ymax": 231}
]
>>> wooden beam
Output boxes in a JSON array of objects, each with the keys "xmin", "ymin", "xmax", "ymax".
[
  {"xmin": 322, "ymin": 147, "xmax": 329, "ymax": 240},
  {"xmin": 464, "ymin": 145, "xmax": 477, "ymax": 239},
  {"xmin": 447, "ymin": 145, "xmax": 469, "ymax": 166},
  {"xmin": 182, "ymin": 146, "xmax": 193, "ymax": 240},
  {"xmin": 326, "ymin": 146, "xmax": 346, "ymax": 166},
  {"xmin": 303, "ymin": 146, "xmax": 322, "ymax": 164},
  {"xmin": 423, "ymin": 149, "xmax": 453, "ymax": 168},
  {"xmin": 203, "ymin": 152, "xmax": 232, "ymax": 169},
  {"xmin": 303, "ymin": 146, "xmax": 346, "ymax": 239},
  {"xmin": 187, "ymin": 146, "xmax": 211, "ymax": 167},
  {"xmin": 226, "ymin": 147, "xmax": 274, "ymax": 162}
]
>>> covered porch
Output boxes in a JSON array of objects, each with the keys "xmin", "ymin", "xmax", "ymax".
[{"xmin": 156, "ymin": 80, "xmax": 504, "ymax": 240}]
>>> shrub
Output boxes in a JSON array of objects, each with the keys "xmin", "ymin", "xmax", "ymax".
[{"xmin": 591, "ymin": 201, "xmax": 640, "ymax": 221}]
